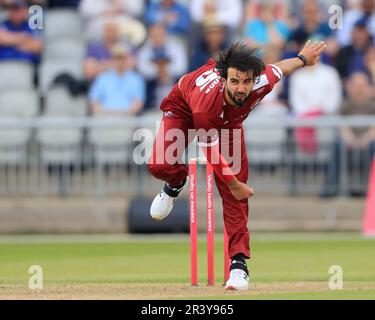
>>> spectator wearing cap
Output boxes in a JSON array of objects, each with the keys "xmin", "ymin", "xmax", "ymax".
[
  {"xmin": 335, "ymin": 20, "xmax": 373, "ymax": 80},
  {"xmin": 189, "ymin": 16, "xmax": 227, "ymax": 71},
  {"xmin": 0, "ymin": 0, "xmax": 43, "ymax": 65},
  {"xmin": 137, "ymin": 23, "xmax": 187, "ymax": 111},
  {"xmin": 89, "ymin": 43, "xmax": 145, "ymax": 116},
  {"xmin": 144, "ymin": 0, "xmax": 190, "ymax": 38}
]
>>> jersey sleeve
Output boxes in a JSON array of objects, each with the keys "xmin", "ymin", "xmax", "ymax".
[
  {"xmin": 253, "ymin": 64, "xmax": 283, "ymax": 96},
  {"xmin": 266, "ymin": 64, "xmax": 283, "ymax": 89},
  {"xmin": 193, "ymin": 112, "xmax": 236, "ymax": 184}
]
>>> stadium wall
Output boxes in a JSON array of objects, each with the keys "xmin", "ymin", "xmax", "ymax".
[{"xmin": 0, "ymin": 195, "xmax": 364, "ymax": 234}]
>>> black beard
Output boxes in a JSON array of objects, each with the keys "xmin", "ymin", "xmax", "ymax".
[{"xmin": 227, "ymin": 89, "xmax": 249, "ymax": 107}]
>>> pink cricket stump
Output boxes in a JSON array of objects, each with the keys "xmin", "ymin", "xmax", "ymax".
[
  {"xmin": 189, "ymin": 158, "xmax": 198, "ymax": 286},
  {"xmin": 206, "ymin": 162, "xmax": 215, "ymax": 286},
  {"xmin": 189, "ymin": 157, "xmax": 229, "ymax": 286}
]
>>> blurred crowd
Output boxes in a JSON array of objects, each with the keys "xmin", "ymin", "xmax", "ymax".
[
  {"xmin": 1, "ymin": 0, "xmax": 375, "ymax": 113},
  {"xmin": 0, "ymin": 0, "xmax": 375, "ymax": 195}
]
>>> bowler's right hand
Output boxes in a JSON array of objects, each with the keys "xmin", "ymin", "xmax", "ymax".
[{"xmin": 227, "ymin": 178, "xmax": 254, "ymax": 200}]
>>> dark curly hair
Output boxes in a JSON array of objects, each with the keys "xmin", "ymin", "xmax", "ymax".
[{"xmin": 216, "ymin": 42, "xmax": 265, "ymax": 81}]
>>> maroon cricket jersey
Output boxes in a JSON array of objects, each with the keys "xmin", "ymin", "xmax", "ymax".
[{"xmin": 160, "ymin": 59, "xmax": 283, "ymax": 182}]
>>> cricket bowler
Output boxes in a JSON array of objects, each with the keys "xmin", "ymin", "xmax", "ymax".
[{"xmin": 148, "ymin": 40, "xmax": 326, "ymax": 290}]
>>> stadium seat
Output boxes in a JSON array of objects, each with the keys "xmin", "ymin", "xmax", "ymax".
[
  {"xmin": 45, "ymin": 87, "xmax": 87, "ymax": 117},
  {"xmin": 0, "ymin": 89, "xmax": 39, "ymax": 117},
  {"xmin": 0, "ymin": 62, "xmax": 34, "ymax": 91},
  {"xmin": 44, "ymin": 9, "xmax": 82, "ymax": 39},
  {"xmin": 88, "ymin": 117, "xmax": 134, "ymax": 165},
  {"xmin": 36, "ymin": 118, "xmax": 83, "ymax": 165},
  {"xmin": 0, "ymin": 129, "xmax": 31, "ymax": 164},
  {"xmin": 0, "ymin": 89, "xmax": 39, "ymax": 164},
  {"xmin": 243, "ymin": 117, "xmax": 287, "ymax": 165},
  {"xmin": 44, "ymin": 37, "xmax": 86, "ymax": 61},
  {"xmin": 132, "ymin": 112, "xmax": 162, "ymax": 163},
  {"xmin": 38, "ymin": 59, "xmax": 83, "ymax": 95}
]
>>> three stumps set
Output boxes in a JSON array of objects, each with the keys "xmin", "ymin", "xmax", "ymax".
[{"xmin": 189, "ymin": 157, "xmax": 230, "ymax": 286}]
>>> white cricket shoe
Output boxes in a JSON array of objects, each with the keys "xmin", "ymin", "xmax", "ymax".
[
  {"xmin": 150, "ymin": 180, "xmax": 186, "ymax": 221},
  {"xmin": 150, "ymin": 190, "xmax": 177, "ymax": 221},
  {"xmin": 225, "ymin": 269, "xmax": 249, "ymax": 291}
]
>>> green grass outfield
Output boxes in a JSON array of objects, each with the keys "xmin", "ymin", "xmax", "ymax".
[{"xmin": 0, "ymin": 232, "xmax": 375, "ymax": 299}]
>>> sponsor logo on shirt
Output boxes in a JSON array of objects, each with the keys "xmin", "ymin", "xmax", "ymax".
[{"xmin": 195, "ymin": 69, "xmax": 221, "ymax": 94}]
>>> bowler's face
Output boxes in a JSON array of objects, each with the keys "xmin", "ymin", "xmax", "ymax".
[{"xmin": 225, "ymin": 68, "xmax": 254, "ymax": 107}]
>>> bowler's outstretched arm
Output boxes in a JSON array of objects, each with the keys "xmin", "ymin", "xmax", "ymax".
[{"xmin": 274, "ymin": 40, "xmax": 327, "ymax": 76}]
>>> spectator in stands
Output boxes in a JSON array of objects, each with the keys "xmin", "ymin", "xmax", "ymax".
[
  {"xmin": 320, "ymin": 72, "xmax": 375, "ymax": 197},
  {"xmin": 144, "ymin": 0, "xmax": 190, "ymax": 38},
  {"xmin": 138, "ymin": 23, "xmax": 187, "ymax": 111},
  {"xmin": 245, "ymin": 0, "xmax": 290, "ymax": 24},
  {"xmin": 89, "ymin": 43, "xmax": 145, "ymax": 116},
  {"xmin": 189, "ymin": 0, "xmax": 242, "ymax": 46},
  {"xmin": 83, "ymin": 19, "xmax": 141, "ymax": 86},
  {"xmin": 281, "ymin": 0, "xmax": 338, "ymax": 103},
  {"xmin": 288, "ymin": 0, "xmax": 332, "ymax": 43},
  {"xmin": 189, "ymin": 16, "xmax": 227, "ymax": 71},
  {"xmin": 0, "ymin": 0, "xmax": 43, "ymax": 65},
  {"xmin": 289, "ymin": 61, "xmax": 342, "ymax": 117},
  {"xmin": 79, "ymin": 0, "xmax": 144, "ymax": 36},
  {"xmin": 337, "ymin": 0, "xmax": 375, "ymax": 47},
  {"xmin": 336, "ymin": 20, "xmax": 373, "ymax": 80},
  {"xmin": 289, "ymin": 60, "xmax": 342, "ymax": 155},
  {"xmin": 287, "ymin": 0, "xmax": 338, "ymax": 63},
  {"xmin": 243, "ymin": 1, "xmax": 290, "ymax": 51},
  {"xmin": 84, "ymin": 21, "xmax": 122, "ymax": 83}
]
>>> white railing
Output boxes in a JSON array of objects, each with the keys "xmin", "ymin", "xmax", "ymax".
[{"xmin": 0, "ymin": 114, "xmax": 374, "ymax": 197}]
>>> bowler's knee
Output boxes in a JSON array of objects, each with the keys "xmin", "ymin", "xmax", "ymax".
[{"xmin": 148, "ymin": 162, "xmax": 172, "ymax": 177}]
